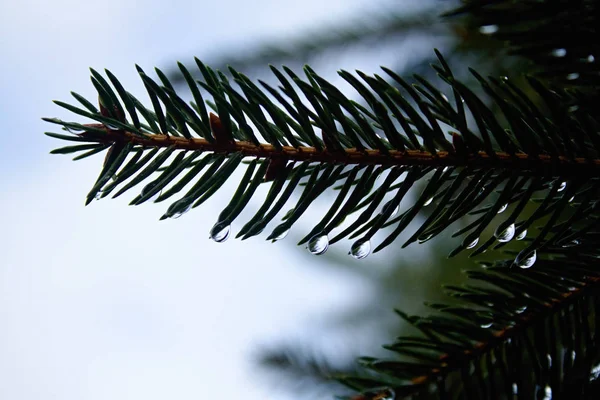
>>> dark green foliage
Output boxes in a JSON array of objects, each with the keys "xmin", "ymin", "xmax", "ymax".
[
  {"xmin": 44, "ymin": 49, "xmax": 600, "ymax": 261},
  {"xmin": 338, "ymin": 255, "xmax": 600, "ymax": 399},
  {"xmin": 43, "ymin": 0, "xmax": 600, "ymax": 398}
]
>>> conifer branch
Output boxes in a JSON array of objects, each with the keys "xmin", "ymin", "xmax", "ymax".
[
  {"xmin": 72, "ymin": 123, "xmax": 600, "ymax": 176},
  {"xmin": 338, "ymin": 257, "xmax": 600, "ymax": 398}
]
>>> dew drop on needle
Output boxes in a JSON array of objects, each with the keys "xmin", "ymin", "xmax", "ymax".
[
  {"xmin": 349, "ymin": 239, "xmax": 371, "ymax": 260},
  {"xmin": 209, "ymin": 222, "xmax": 231, "ymax": 243},
  {"xmin": 307, "ymin": 234, "xmax": 329, "ymax": 255}
]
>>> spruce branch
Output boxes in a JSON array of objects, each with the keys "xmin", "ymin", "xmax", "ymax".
[
  {"xmin": 42, "ymin": 1, "xmax": 600, "ymax": 399},
  {"xmin": 44, "ymin": 50, "xmax": 600, "ymax": 259},
  {"xmin": 334, "ymin": 254, "xmax": 600, "ymax": 399}
]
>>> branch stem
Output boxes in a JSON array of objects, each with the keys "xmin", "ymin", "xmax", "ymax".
[{"xmin": 89, "ymin": 125, "xmax": 600, "ymax": 177}]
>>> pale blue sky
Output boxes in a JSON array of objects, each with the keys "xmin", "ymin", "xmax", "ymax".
[{"xmin": 0, "ymin": 1, "xmax": 445, "ymax": 399}]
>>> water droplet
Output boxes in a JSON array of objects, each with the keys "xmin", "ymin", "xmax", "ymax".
[
  {"xmin": 591, "ymin": 362, "xmax": 600, "ymax": 381},
  {"xmin": 380, "ymin": 200, "xmax": 399, "ymax": 217},
  {"xmin": 418, "ymin": 234, "xmax": 433, "ymax": 244},
  {"xmin": 546, "ymin": 354, "xmax": 552, "ymax": 368},
  {"xmin": 515, "ymin": 305, "xmax": 527, "ymax": 314},
  {"xmin": 497, "ymin": 203, "xmax": 508, "ymax": 214},
  {"xmin": 104, "ymin": 122, "xmax": 120, "ymax": 130},
  {"xmin": 271, "ymin": 228, "xmax": 290, "ymax": 242},
  {"xmin": 209, "ymin": 222, "xmax": 231, "ymax": 242},
  {"xmin": 349, "ymin": 239, "xmax": 371, "ymax": 260},
  {"xmin": 587, "ymin": 54, "xmax": 595, "ymax": 63},
  {"xmin": 571, "ymin": 350, "xmax": 577, "ymax": 361},
  {"xmin": 169, "ymin": 201, "xmax": 191, "ymax": 219},
  {"xmin": 568, "ymin": 105, "xmax": 579, "ymax": 112},
  {"xmin": 562, "ymin": 239, "xmax": 580, "ymax": 248},
  {"xmin": 542, "ymin": 385, "xmax": 552, "ymax": 400},
  {"xmin": 569, "ymin": 196, "xmax": 575, "ymax": 203},
  {"xmin": 141, "ymin": 182, "xmax": 162, "ymax": 202},
  {"xmin": 496, "ymin": 223, "xmax": 515, "ymax": 243},
  {"xmin": 307, "ymin": 233, "xmax": 329, "ymax": 255},
  {"xmin": 501, "ymin": 76, "xmax": 509, "ymax": 81},
  {"xmin": 441, "ymin": 93, "xmax": 449, "ymax": 102},
  {"xmin": 516, "ymin": 229, "xmax": 527, "ymax": 240},
  {"xmin": 515, "ymin": 249, "xmax": 536, "ymax": 269},
  {"xmin": 551, "ymin": 48, "xmax": 567, "ymax": 57},
  {"xmin": 442, "ymin": 166, "xmax": 449, "ymax": 173},
  {"xmin": 512, "ymin": 383, "xmax": 518, "ymax": 395},
  {"xmin": 94, "ymin": 190, "xmax": 103, "ymax": 200},
  {"xmin": 479, "ymin": 24, "xmax": 498, "ymax": 35},
  {"xmin": 423, "ymin": 197, "xmax": 433, "ymax": 207},
  {"xmin": 466, "ymin": 237, "xmax": 479, "ymax": 249},
  {"xmin": 480, "ymin": 322, "xmax": 493, "ymax": 329},
  {"xmin": 566, "ymin": 72, "xmax": 580, "ymax": 80},
  {"xmin": 65, "ymin": 125, "xmax": 85, "ymax": 133},
  {"xmin": 557, "ymin": 181, "xmax": 567, "ymax": 192}
]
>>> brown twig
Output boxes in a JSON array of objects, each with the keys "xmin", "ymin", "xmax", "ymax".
[{"xmin": 85, "ymin": 124, "xmax": 600, "ymax": 177}]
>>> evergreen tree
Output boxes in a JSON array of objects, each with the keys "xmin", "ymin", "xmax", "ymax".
[{"xmin": 43, "ymin": 0, "xmax": 600, "ymax": 398}]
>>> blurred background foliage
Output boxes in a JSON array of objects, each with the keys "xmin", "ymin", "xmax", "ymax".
[{"xmin": 160, "ymin": 0, "xmax": 574, "ymax": 398}]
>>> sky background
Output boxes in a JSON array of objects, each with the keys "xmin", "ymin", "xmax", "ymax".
[{"xmin": 0, "ymin": 1, "xmax": 446, "ymax": 399}]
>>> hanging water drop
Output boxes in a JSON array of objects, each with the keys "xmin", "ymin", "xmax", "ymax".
[
  {"xmin": 558, "ymin": 181, "xmax": 567, "ymax": 192},
  {"xmin": 512, "ymin": 383, "xmax": 518, "ymax": 395},
  {"xmin": 307, "ymin": 233, "xmax": 329, "ymax": 255},
  {"xmin": 542, "ymin": 385, "xmax": 552, "ymax": 400},
  {"xmin": 104, "ymin": 122, "xmax": 120, "ymax": 130},
  {"xmin": 380, "ymin": 200, "xmax": 399, "ymax": 217},
  {"xmin": 546, "ymin": 354, "xmax": 552, "ymax": 368},
  {"xmin": 562, "ymin": 239, "xmax": 580, "ymax": 248},
  {"xmin": 349, "ymin": 239, "xmax": 371, "ymax": 260},
  {"xmin": 480, "ymin": 321, "xmax": 493, "ymax": 329},
  {"xmin": 418, "ymin": 234, "xmax": 433, "ymax": 244},
  {"xmin": 551, "ymin": 48, "xmax": 567, "ymax": 57},
  {"xmin": 566, "ymin": 72, "xmax": 580, "ymax": 80},
  {"xmin": 466, "ymin": 237, "xmax": 479, "ymax": 249},
  {"xmin": 170, "ymin": 203, "xmax": 191, "ymax": 219},
  {"xmin": 94, "ymin": 190, "xmax": 103, "ymax": 200},
  {"xmin": 423, "ymin": 197, "xmax": 433, "ymax": 207},
  {"xmin": 496, "ymin": 223, "xmax": 515, "ymax": 243},
  {"xmin": 141, "ymin": 182, "xmax": 162, "ymax": 202},
  {"xmin": 569, "ymin": 196, "xmax": 575, "ymax": 203},
  {"xmin": 65, "ymin": 125, "xmax": 85, "ymax": 134},
  {"xmin": 516, "ymin": 249, "xmax": 537, "ymax": 269},
  {"xmin": 209, "ymin": 222, "xmax": 231, "ymax": 243},
  {"xmin": 442, "ymin": 166, "xmax": 449, "ymax": 173},
  {"xmin": 497, "ymin": 203, "xmax": 508, "ymax": 214},
  {"xmin": 515, "ymin": 305, "xmax": 527, "ymax": 314},
  {"xmin": 271, "ymin": 228, "xmax": 290, "ymax": 242},
  {"xmin": 479, "ymin": 24, "xmax": 498, "ymax": 35},
  {"xmin": 587, "ymin": 54, "xmax": 595, "ymax": 63},
  {"xmin": 516, "ymin": 229, "xmax": 527, "ymax": 241}
]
